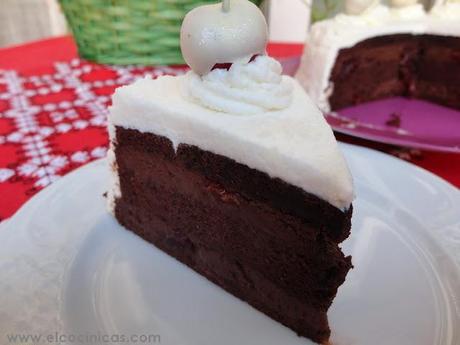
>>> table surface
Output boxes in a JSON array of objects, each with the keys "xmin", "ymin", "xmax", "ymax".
[{"xmin": 0, "ymin": 36, "xmax": 458, "ymax": 221}]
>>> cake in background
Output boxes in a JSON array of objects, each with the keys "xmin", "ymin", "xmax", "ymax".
[
  {"xmin": 296, "ymin": 0, "xmax": 460, "ymax": 112},
  {"xmin": 107, "ymin": 0, "xmax": 354, "ymax": 343}
]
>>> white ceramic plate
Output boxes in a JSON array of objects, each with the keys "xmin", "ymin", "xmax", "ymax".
[{"xmin": 1, "ymin": 144, "xmax": 459, "ymax": 345}]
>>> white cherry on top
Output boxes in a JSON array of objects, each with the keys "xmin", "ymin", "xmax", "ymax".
[{"xmin": 180, "ymin": 0, "xmax": 268, "ymax": 76}]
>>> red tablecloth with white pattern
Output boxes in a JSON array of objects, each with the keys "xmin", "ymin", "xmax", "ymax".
[{"xmin": 0, "ymin": 36, "xmax": 458, "ymax": 221}]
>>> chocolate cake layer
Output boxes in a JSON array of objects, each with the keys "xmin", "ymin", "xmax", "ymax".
[
  {"xmin": 414, "ymin": 35, "xmax": 460, "ymax": 109},
  {"xmin": 329, "ymin": 34, "xmax": 460, "ymax": 111},
  {"xmin": 113, "ymin": 127, "xmax": 353, "ymax": 344}
]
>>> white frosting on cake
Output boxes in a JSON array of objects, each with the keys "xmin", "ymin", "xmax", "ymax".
[
  {"xmin": 431, "ymin": 2, "xmax": 460, "ymax": 19},
  {"xmin": 390, "ymin": 2, "xmax": 426, "ymax": 18},
  {"xmin": 106, "ymin": 134, "xmax": 121, "ymax": 215},
  {"xmin": 107, "ymin": 74, "xmax": 354, "ymax": 210},
  {"xmin": 186, "ymin": 55, "xmax": 293, "ymax": 115},
  {"xmin": 295, "ymin": 4, "xmax": 460, "ymax": 112}
]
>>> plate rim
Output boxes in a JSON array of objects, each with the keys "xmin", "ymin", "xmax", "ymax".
[{"xmin": 330, "ymin": 120, "xmax": 460, "ymax": 153}]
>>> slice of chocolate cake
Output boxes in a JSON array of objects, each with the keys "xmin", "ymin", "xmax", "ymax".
[
  {"xmin": 107, "ymin": 1, "xmax": 354, "ymax": 343},
  {"xmin": 329, "ymin": 34, "xmax": 460, "ymax": 111},
  {"xmin": 107, "ymin": 72, "xmax": 354, "ymax": 344}
]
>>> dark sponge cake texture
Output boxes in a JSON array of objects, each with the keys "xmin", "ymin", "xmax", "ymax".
[{"xmin": 113, "ymin": 127, "xmax": 353, "ymax": 344}]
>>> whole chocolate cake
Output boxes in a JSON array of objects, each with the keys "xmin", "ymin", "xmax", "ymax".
[
  {"xmin": 296, "ymin": 0, "xmax": 460, "ymax": 112},
  {"xmin": 107, "ymin": 0, "xmax": 354, "ymax": 343}
]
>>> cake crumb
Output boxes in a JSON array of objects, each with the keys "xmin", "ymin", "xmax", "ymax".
[
  {"xmin": 385, "ymin": 112, "xmax": 402, "ymax": 127},
  {"xmin": 390, "ymin": 148, "xmax": 423, "ymax": 161},
  {"xmin": 206, "ymin": 183, "xmax": 241, "ymax": 205}
]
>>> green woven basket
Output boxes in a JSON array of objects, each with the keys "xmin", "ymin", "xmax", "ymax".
[{"xmin": 60, "ymin": 0, "xmax": 262, "ymax": 65}]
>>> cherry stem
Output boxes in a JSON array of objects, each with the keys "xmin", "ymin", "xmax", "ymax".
[{"xmin": 222, "ymin": 0, "xmax": 230, "ymax": 12}]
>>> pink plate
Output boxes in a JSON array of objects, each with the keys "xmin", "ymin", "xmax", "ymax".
[
  {"xmin": 278, "ymin": 56, "xmax": 460, "ymax": 153},
  {"xmin": 327, "ymin": 98, "xmax": 460, "ymax": 153}
]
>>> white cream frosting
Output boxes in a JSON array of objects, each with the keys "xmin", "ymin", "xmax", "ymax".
[
  {"xmin": 108, "ymin": 75, "xmax": 354, "ymax": 210},
  {"xmin": 390, "ymin": 3, "xmax": 426, "ymax": 18},
  {"xmin": 295, "ymin": 4, "xmax": 460, "ymax": 112},
  {"xmin": 185, "ymin": 55, "xmax": 293, "ymax": 115},
  {"xmin": 431, "ymin": 2, "xmax": 460, "ymax": 19},
  {"xmin": 106, "ymin": 133, "xmax": 121, "ymax": 215}
]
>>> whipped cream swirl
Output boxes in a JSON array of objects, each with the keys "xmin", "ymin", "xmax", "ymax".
[{"xmin": 184, "ymin": 55, "xmax": 293, "ymax": 115}]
